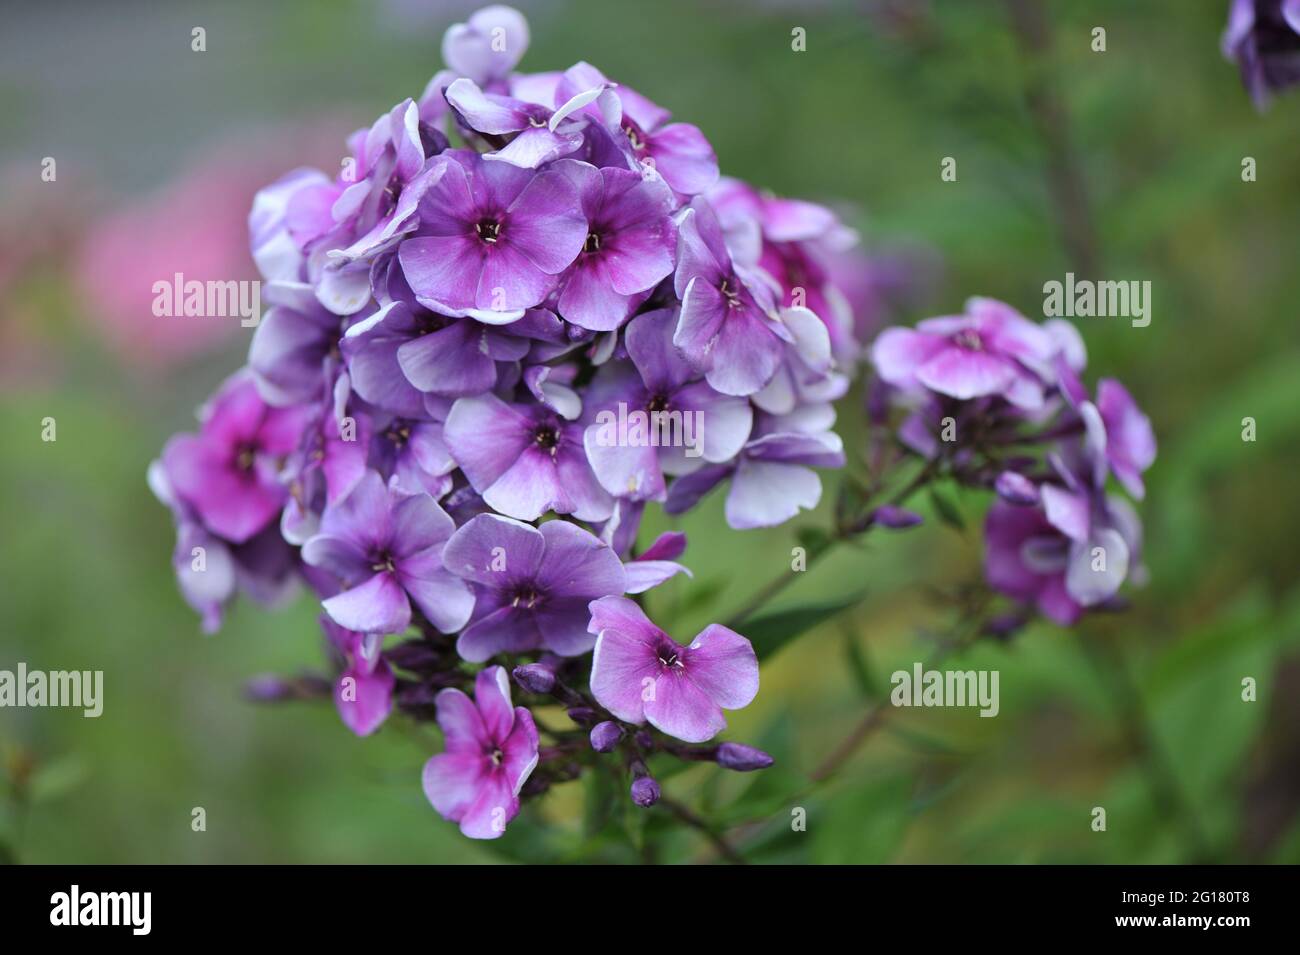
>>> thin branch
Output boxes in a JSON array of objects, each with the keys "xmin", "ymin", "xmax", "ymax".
[{"xmin": 660, "ymin": 796, "xmax": 748, "ymax": 865}]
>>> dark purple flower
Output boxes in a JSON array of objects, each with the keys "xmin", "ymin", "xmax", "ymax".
[
  {"xmin": 444, "ymin": 392, "xmax": 614, "ymax": 522},
  {"xmin": 551, "ymin": 161, "xmax": 676, "ymax": 330},
  {"xmin": 302, "ymin": 471, "xmax": 474, "ymax": 634},
  {"xmin": 587, "ymin": 596, "xmax": 759, "ymax": 743},
  {"xmin": 673, "ymin": 199, "xmax": 790, "ymax": 396},
  {"xmin": 248, "ymin": 282, "xmax": 348, "ymax": 406},
  {"xmin": 422, "ymin": 666, "xmax": 539, "ymax": 839},
  {"xmin": 398, "ymin": 150, "xmax": 588, "ymax": 317},
  {"xmin": 984, "ymin": 484, "xmax": 1143, "ymax": 626},
  {"xmin": 582, "ymin": 307, "xmax": 753, "ymax": 502},
  {"xmin": 872, "ymin": 297, "xmax": 1055, "ymax": 409},
  {"xmin": 1223, "ymin": 0, "xmax": 1300, "ymax": 107},
  {"xmin": 160, "ymin": 372, "xmax": 308, "ymax": 544},
  {"xmin": 322, "ymin": 616, "xmax": 395, "ymax": 737},
  {"xmin": 442, "ymin": 514, "xmax": 626, "ymax": 661}
]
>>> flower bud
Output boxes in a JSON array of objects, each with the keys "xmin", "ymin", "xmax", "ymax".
[
  {"xmin": 630, "ymin": 775, "xmax": 661, "ymax": 807},
  {"xmin": 512, "ymin": 662, "xmax": 557, "ymax": 695},
  {"xmin": 589, "ymin": 721, "xmax": 623, "ymax": 753},
  {"xmin": 715, "ymin": 742, "xmax": 775, "ymax": 772},
  {"xmin": 994, "ymin": 470, "xmax": 1039, "ymax": 506},
  {"xmin": 566, "ymin": 706, "xmax": 598, "ymax": 725},
  {"xmin": 870, "ymin": 505, "xmax": 923, "ymax": 529}
]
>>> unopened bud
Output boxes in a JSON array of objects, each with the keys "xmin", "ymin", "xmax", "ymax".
[{"xmin": 590, "ymin": 721, "xmax": 623, "ymax": 753}]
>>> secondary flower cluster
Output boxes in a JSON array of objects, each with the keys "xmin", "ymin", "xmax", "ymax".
[
  {"xmin": 871, "ymin": 296, "xmax": 1156, "ymax": 627},
  {"xmin": 1222, "ymin": 0, "xmax": 1300, "ymax": 107},
  {"xmin": 151, "ymin": 6, "xmax": 867, "ymax": 839}
]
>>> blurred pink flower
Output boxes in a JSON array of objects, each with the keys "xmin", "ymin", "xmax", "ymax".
[{"xmin": 74, "ymin": 125, "xmax": 350, "ymax": 371}]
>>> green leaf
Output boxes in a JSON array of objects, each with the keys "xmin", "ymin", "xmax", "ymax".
[
  {"xmin": 927, "ymin": 487, "xmax": 966, "ymax": 532},
  {"xmin": 743, "ymin": 592, "xmax": 866, "ymax": 662}
]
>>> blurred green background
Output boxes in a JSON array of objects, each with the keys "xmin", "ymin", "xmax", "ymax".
[{"xmin": 2, "ymin": 0, "xmax": 1298, "ymax": 864}]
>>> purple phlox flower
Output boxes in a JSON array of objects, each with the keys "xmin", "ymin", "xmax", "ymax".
[
  {"xmin": 709, "ymin": 176, "xmax": 863, "ymax": 363},
  {"xmin": 250, "ymin": 167, "xmax": 332, "ymax": 282},
  {"xmin": 442, "ymin": 5, "xmax": 530, "ymax": 89},
  {"xmin": 160, "ymin": 372, "xmax": 308, "ymax": 544},
  {"xmin": 596, "ymin": 497, "xmax": 646, "ymax": 558},
  {"xmin": 984, "ymin": 474, "xmax": 1144, "ymax": 626},
  {"xmin": 443, "ymin": 73, "xmax": 612, "ymax": 169},
  {"xmin": 523, "ymin": 363, "xmax": 581, "ymax": 419},
  {"xmin": 326, "ymin": 99, "xmax": 450, "ymax": 267},
  {"xmin": 322, "ymin": 616, "xmax": 395, "ymax": 737},
  {"xmin": 624, "ymin": 530, "xmax": 692, "ymax": 594},
  {"xmin": 550, "ymin": 160, "xmax": 677, "ymax": 331},
  {"xmin": 1078, "ymin": 378, "xmax": 1157, "ymax": 500},
  {"xmin": 368, "ymin": 413, "xmax": 456, "ymax": 498},
  {"xmin": 398, "ymin": 150, "xmax": 588, "ymax": 317},
  {"xmin": 752, "ymin": 305, "xmax": 849, "ymax": 416},
  {"xmin": 578, "ymin": 69, "xmax": 719, "ymax": 198},
  {"xmin": 442, "ymin": 514, "xmax": 626, "ymax": 661},
  {"xmin": 149, "ymin": 460, "xmax": 297, "ymax": 633},
  {"xmin": 422, "ymin": 666, "xmax": 539, "ymax": 839},
  {"xmin": 1223, "ymin": 0, "xmax": 1300, "ymax": 107},
  {"xmin": 582, "ymin": 307, "xmax": 753, "ymax": 502},
  {"xmin": 302, "ymin": 470, "xmax": 474, "ymax": 634},
  {"xmin": 249, "ymin": 281, "xmax": 349, "ymax": 407},
  {"xmin": 444, "ymin": 392, "xmax": 614, "ymax": 521},
  {"xmin": 343, "ymin": 300, "xmax": 535, "ymax": 413},
  {"xmin": 281, "ymin": 377, "xmax": 370, "ymax": 544},
  {"xmin": 872, "ymin": 297, "xmax": 1056, "ymax": 409},
  {"xmin": 673, "ymin": 199, "xmax": 792, "ymax": 397},
  {"xmin": 587, "ymin": 596, "xmax": 758, "ymax": 743},
  {"xmin": 666, "ymin": 418, "xmax": 845, "ymax": 530}
]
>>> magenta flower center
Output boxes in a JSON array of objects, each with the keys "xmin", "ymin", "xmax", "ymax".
[
  {"xmin": 954, "ymin": 329, "xmax": 983, "ymax": 351},
  {"xmin": 583, "ymin": 231, "xmax": 603, "ymax": 253},
  {"xmin": 475, "ymin": 219, "xmax": 502, "ymax": 243},
  {"xmin": 647, "ymin": 393, "xmax": 670, "ymax": 414},
  {"xmin": 371, "ymin": 550, "xmax": 397, "ymax": 574}
]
